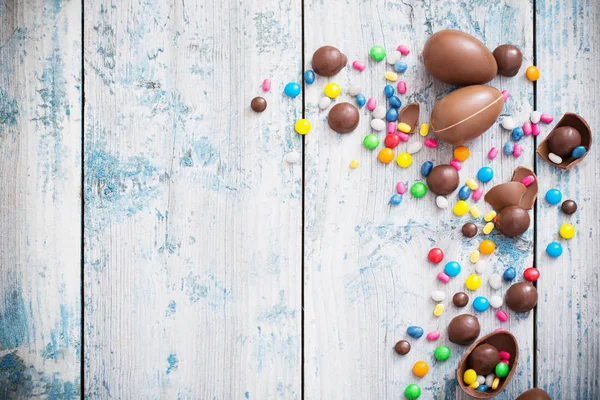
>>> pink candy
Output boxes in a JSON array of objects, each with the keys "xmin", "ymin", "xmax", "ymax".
[
  {"xmin": 501, "ymin": 360, "xmax": 510, "ymax": 366},
  {"xmin": 521, "ymin": 175, "xmax": 535, "ymax": 187},
  {"xmin": 396, "ymin": 182, "xmax": 407, "ymax": 195},
  {"xmin": 367, "ymin": 97, "xmax": 377, "ymax": 111},
  {"xmin": 496, "ymin": 310, "xmax": 508, "ymax": 322},
  {"xmin": 424, "ymin": 138, "xmax": 438, "ymax": 148},
  {"xmin": 472, "ymin": 188, "xmax": 483, "ymax": 201},
  {"xmin": 437, "ymin": 272, "xmax": 450, "ymax": 284},
  {"xmin": 397, "ymin": 44, "xmax": 410, "ymax": 55},
  {"xmin": 397, "ymin": 81, "xmax": 407, "ymax": 94},
  {"xmin": 398, "ymin": 132, "xmax": 410, "ymax": 142},
  {"xmin": 540, "ymin": 113, "xmax": 554, "ymax": 123},
  {"xmin": 522, "ymin": 122, "xmax": 532, "ymax": 135},
  {"xmin": 387, "ymin": 122, "xmax": 397, "ymax": 134},
  {"xmin": 499, "ymin": 351, "xmax": 511, "ymax": 360},
  {"xmin": 488, "ymin": 147, "xmax": 499, "ymax": 160},
  {"xmin": 532, "ymin": 123, "xmax": 540, "ymax": 136},
  {"xmin": 450, "ymin": 159, "xmax": 462, "ymax": 171},
  {"xmin": 501, "ymin": 90, "xmax": 510, "ymax": 102},
  {"xmin": 426, "ymin": 331, "xmax": 440, "ymax": 341},
  {"xmin": 352, "ymin": 60, "xmax": 366, "ymax": 71},
  {"xmin": 262, "ymin": 79, "xmax": 271, "ymax": 92},
  {"xmin": 513, "ymin": 143, "xmax": 522, "ymax": 157}
]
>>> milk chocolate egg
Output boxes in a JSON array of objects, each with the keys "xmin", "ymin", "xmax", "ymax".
[
  {"xmin": 493, "ymin": 44, "xmax": 523, "ymax": 77},
  {"xmin": 312, "ymin": 46, "xmax": 347, "ymax": 77},
  {"xmin": 505, "ymin": 282, "xmax": 538, "ymax": 313},
  {"xmin": 496, "ymin": 205, "xmax": 530, "ymax": 237},
  {"xmin": 423, "ymin": 30, "xmax": 497, "ymax": 85},
  {"xmin": 516, "ymin": 388, "xmax": 551, "ymax": 400},
  {"xmin": 328, "ymin": 103, "xmax": 359, "ymax": 133},
  {"xmin": 426, "ymin": 164, "xmax": 459, "ymax": 195},
  {"xmin": 431, "ymin": 85, "xmax": 504, "ymax": 145},
  {"xmin": 448, "ymin": 314, "xmax": 480, "ymax": 345},
  {"xmin": 468, "ymin": 343, "xmax": 501, "ymax": 375}
]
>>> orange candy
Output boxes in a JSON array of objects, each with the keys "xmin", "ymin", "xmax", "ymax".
[
  {"xmin": 526, "ymin": 66, "xmax": 540, "ymax": 81},
  {"xmin": 413, "ymin": 361, "xmax": 429, "ymax": 377},
  {"xmin": 453, "ymin": 146, "xmax": 470, "ymax": 161},
  {"xmin": 479, "ymin": 239, "xmax": 496, "ymax": 255},
  {"xmin": 378, "ymin": 147, "xmax": 395, "ymax": 164}
]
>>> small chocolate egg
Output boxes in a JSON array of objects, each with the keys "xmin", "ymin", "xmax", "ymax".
[
  {"xmin": 426, "ymin": 164, "xmax": 459, "ymax": 195},
  {"xmin": 493, "ymin": 44, "xmax": 523, "ymax": 77},
  {"xmin": 312, "ymin": 46, "xmax": 347, "ymax": 77},
  {"xmin": 327, "ymin": 103, "xmax": 359, "ymax": 134},
  {"xmin": 448, "ymin": 314, "xmax": 480, "ymax": 345},
  {"xmin": 423, "ymin": 30, "xmax": 497, "ymax": 85},
  {"xmin": 453, "ymin": 292, "xmax": 469, "ymax": 307},
  {"xmin": 516, "ymin": 388, "xmax": 552, "ymax": 400},
  {"xmin": 505, "ymin": 282, "xmax": 538, "ymax": 313},
  {"xmin": 496, "ymin": 205, "xmax": 531, "ymax": 237},
  {"xmin": 250, "ymin": 97, "xmax": 267, "ymax": 112},
  {"xmin": 467, "ymin": 343, "xmax": 501, "ymax": 375},
  {"xmin": 547, "ymin": 126, "xmax": 582, "ymax": 157}
]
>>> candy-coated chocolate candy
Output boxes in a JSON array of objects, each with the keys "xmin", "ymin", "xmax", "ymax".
[
  {"xmin": 490, "ymin": 295, "xmax": 503, "ymax": 309},
  {"xmin": 420, "ymin": 123, "xmax": 429, "ymax": 137},
  {"xmin": 483, "ymin": 222, "xmax": 494, "ymax": 235},
  {"xmin": 511, "ymin": 127, "xmax": 524, "ymax": 141},
  {"xmin": 479, "ymin": 240, "xmax": 496, "ymax": 255},
  {"xmin": 370, "ymin": 46, "xmax": 386, "ymax": 61},
  {"xmin": 404, "ymin": 384, "xmax": 421, "ymax": 399},
  {"xmin": 378, "ymin": 148, "xmax": 395, "ymax": 164},
  {"xmin": 560, "ymin": 223, "xmax": 575, "ymax": 239},
  {"xmin": 397, "ymin": 44, "xmax": 410, "ymax": 55},
  {"xmin": 523, "ymin": 267, "xmax": 540, "ymax": 281},
  {"xmin": 469, "ymin": 205, "xmax": 481, "ymax": 218},
  {"xmin": 436, "ymin": 196, "xmax": 449, "ymax": 209},
  {"xmin": 438, "ymin": 272, "xmax": 450, "ymax": 283},
  {"xmin": 385, "ymin": 71, "xmax": 399, "ymax": 82},
  {"xmin": 458, "ymin": 185, "xmax": 471, "ymax": 200},
  {"xmin": 367, "ymin": 97, "xmax": 377, "ymax": 111},
  {"xmin": 373, "ymin": 105, "xmax": 386, "ymax": 119},
  {"xmin": 469, "ymin": 382, "xmax": 480, "ymax": 390},
  {"xmin": 426, "ymin": 330, "xmax": 440, "ymax": 341},
  {"xmin": 394, "ymin": 61, "xmax": 408, "ymax": 73},
  {"xmin": 444, "ymin": 261, "xmax": 461, "ymax": 277},
  {"xmin": 384, "ymin": 134, "xmax": 401, "ymax": 149},
  {"xmin": 413, "ymin": 361, "xmax": 429, "ymax": 377},
  {"xmin": 386, "ymin": 108, "xmax": 399, "ymax": 122},
  {"xmin": 434, "ymin": 346, "xmax": 451, "ymax": 361},
  {"xmin": 324, "ymin": 82, "xmax": 341, "ymax": 98},
  {"xmin": 389, "ymin": 95, "xmax": 402, "ymax": 108},
  {"xmin": 545, "ymin": 188, "xmax": 562, "ymax": 204},
  {"xmin": 356, "ymin": 94, "xmax": 366, "ymax": 107},
  {"xmin": 284, "ymin": 82, "xmax": 301, "ymax": 97},
  {"xmin": 526, "ymin": 65, "xmax": 540, "ymax": 81},
  {"xmin": 396, "ymin": 181, "xmax": 407, "ymax": 195},
  {"xmin": 473, "ymin": 296, "xmax": 489, "ymax": 311},
  {"xmin": 454, "ymin": 146, "xmax": 470, "ymax": 161},
  {"xmin": 488, "ymin": 273, "xmax": 502, "ymax": 289},
  {"xmin": 477, "ymin": 166, "xmax": 494, "ymax": 182},
  {"xmin": 384, "ymin": 85, "xmax": 394, "ymax": 98},
  {"xmin": 476, "ymin": 385, "xmax": 489, "ymax": 392},
  {"xmin": 465, "ymin": 274, "xmax": 482, "ymax": 291},
  {"xmin": 363, "ymin": 134, "xmax": 380, "ymax": 149},
  {"xmin": 470, "ymin": 250, "xmax": 480, "ymax": 263},
  {"xmin": 503, "ymin": 142, "xmax": 514, "ymax": 155},
  {"xmin": 484, "ymin": 210, "xmax": 497, "ymax": 222},
  {"xmin": 488, "ymin": 146, "xmax": 499, "ymax": 159},
  {"xmin": 496, "ymin": 309, "xmax": 508, "ymax": 322},
  {"xmin": 304, "ymin": 70, "xmax": 315, "ymax": 84},
  {"xmin": 319, "ymin": 96, "xmax": 332, "ymax": 110},
  {"xmin": 572, "ymin": 145, "xmax": 586, "ymax": 158},
  {"xmin": 503, "ymin": 267, "xmax": 516, "ymax": 281},
  {"xmin": 495, "ymin": 362, "xmax": 510, "ymax": 378},
  {"xmin": 492, "ymin": 377, "xmax": 500, "ymax": 390},
  {"xmin": 431, "ymin": 290, "xmax": 445, "ymax": 301},
  {"xmin": 411, "ymin": 182, "xmax": 427, "ymax": 198},
  {"xmin": 452, "ymin": 292, "xmax": 469, "ymax": 307},
  {"xmin": 561, "ymin": 200, "xmax": 578, "ymax": 215},
  {"xmin": 295, "ymin": 119, "xmax": 312, "ymax": 135},
  {"xmin": 465, "ymin": 178, "xmax": 478, "ymax": 190},
  {"xmin": 463, "ymin": 369, "xmax": 477, "ymax": 385},
  {"xmin": 407, "ymin": 326, "xmax": 424, "ymax": 338},
  {"xmin": 433, "ymin": 303, "xmax": 445, "ymax": 317},
  {"xmin": 428, "ymin": 248, "xmax": 444, "ymax": 264},
  {"xmin": 390, "ymin": 194, "xmax": 403, "ymax": 205},
  {"xmin": 462, "ymin": 222, "xmax": 478, "ymax": 238},
  {"xmin": 453, "ymin": 200, "xmax": 469, "ymax": 216},
  {"xmin": 262, "ymin": 79, "xmax": 271, "ymax": 92},
  {"xmin": 396, "ymin": 152, "xmax": 413, "ymax": 168},
  {"xmin": 371, "ymin": 119, "xmax": 386, "ymax": 131},
  {"xmin": 397, "ymin": 80, "xmax": 407, "ymax": 94},
  {"xmin": 394, "ymin": 339, "xmax": 411, "ymax": 355},
  {"xmin": 398, "ymin": 122, "xmax": 411, "ymax": 133},
  {"xmin": 420, "ymin": 161, "xmax": 433, "ymax": 177}
]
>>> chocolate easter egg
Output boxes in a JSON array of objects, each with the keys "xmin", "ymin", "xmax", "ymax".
[
  {"xmin": 506, "ymin": 282, "xmax": 538, "ymax": 313},
  {"xmin": 516, "ymin": 388, "xmax": 552, "ymax": 400},
  {"xmin": 493, "ymin": 44, "xmax": 523, "ymax": 77},
  {"xmin": 328, "ymin": 103, "xmax": 359, "ymax": 133},
  {"xmin": 431, "ymin": 85, "xmax": 504, "ymax": 145},
  {"xmin": 312, "ymin": 46, "xmax": 347, "ymax": 77},
  {"xmin": 511, "ymin": 167, "xmax": 538, "ymax": 210},
  {"xmin": 468, "ymin": 343, "xmax": 501, "ymax": 375},
  {"xmin": 423, "ymin": 30, "xmax": 497, "ymax": 85},
  {"xmin": 448, "ymin": 314, "xmax": 480, "ymax": 345},
  {"xmin": 484, "ymin": 182, "xmax": 527, "ymax": 211},
  {"xmin": 426, "ymin": 164, "xmax": 459, "ymax": 195},
  {"xmin": 537, "ymin": 113, "xmax": 592, "ymax": 170},
  {"xmin": 496, "ymin": 205, "xmax": 531, "ymax": 237}
]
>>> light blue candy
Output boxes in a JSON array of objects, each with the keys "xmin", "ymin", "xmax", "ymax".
[
  {"xmin": 390, "ymin": 194, "xmax": 403, "ymax": 205},
  {"xmin": 356, "ymin": 94, "xmax": 366, "ymax": 107},
  {"xmin": 393, "ymin": 61, "xmax": 408, "ymax": 73},
  {"xmin": 476, "ymin": 385, "xmax": 489, "ymax": 392},
  {"xmin": 546, "ymin": 241, "xmax": 563, "ymax": 258},
  {"xmin": 545, "ymin": 188, "xmax": 562, "ymax": 204},
  {"xmin": 473, "ymin": 296, "xmax": 489, "ymax": 312},
  {"xmin": 284, "ymin": 82, "xmax": 301, "ymax": 98},
  {"xmin": 304, "ymin": 70, "xmax": 315, "ymax": 85},
  {"xmin": 503, "ymin": 142, "xmax": 514, "ymax": 155},
  {"xmin": 477, "ymin": 166, "xmax": 494, "ymax": 183},
  {"xmin": 407, "ymin": 326, "xmax": 424, "ymax": 338},
  {"xmin": 421, "ymin": 161, "xmax": 433, "ymax": 177},
  {"xmin": 386, "ymin": 108, "xmax": 399, "ymax": 122},
  {"xmin": 572, "ymin": 145, "xmax": 586, "ymax": 158},
  {"xmin": 384, "ymin": 85, "xmax": 395, "ymax": 98},
  {"xmin": 458, "ymin": 185, "xmax": 471, "ymax": 200},
  {"xmin": 444, "ymin": 261, "xmax": 461, "ymax": 277},
  {"xmin": 503, "ymin": 267, "xmax": 516, "ymax": 281},
  {"xmin": 511, "ymin": 127, "xmax": 524, "ymax": 141},
  {"xmin": 389, "ymin": 96, "xmax": 402, "ymax": 109}
]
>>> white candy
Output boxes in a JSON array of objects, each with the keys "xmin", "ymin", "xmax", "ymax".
[
  {"xmin": 386, "ymin": 50, "xmax": 402, "ymax": 65},
  {"xmin": 347, "ymin": 85, "xmax": 361, "ymax": 97},
  {"xmin": 477, "ymin": 375, "xmax": 486, "ymax": 384},
  {"xmin": 475, "ymin": 260, "xmax": 487, "ymax": 274},
  {"xmin": 436, "ymin": 196, "xmax": 449, "ymax": 209},
  {"xmin": 406, "ymin": 141, "xmax": 423, "ymax": 154},
  {"xmin": 490, "ymin": 295, "xmax": 503, "ymax": 309},
  {"xmin": 370, "ymin": 118, "xmax": 386, "ymax": 131},
  {"xmin": 488, "ymin": 273, "xmax": 503, "ymax": 290},
  {"xmin": 548, "ymin": 152, "xmax": 563, "ymax": 164},
  {"xmin": 318, "ymin": 97, "xmax": 331, "ymax": 110},
  {"xmin": 431, "ymin": 290, "xmax": 446, "ymax": 302},
  {"xmin": 530, "ymin": 110, "xmax": 541, "ymax": 124},
  {"xmin": 485, "ymin": 374, "xmax": 495, "ymax": 387},
  {"xmin": 372, "ymin": 105, "xmax": 386, "ymax": 119},
  {"xmin": 284, "ymin": 152, "xmax": 300, "ymax": 164},
  {"xmin": 501, "ymin": 117, "xmax": 516, "ymax": 130}
]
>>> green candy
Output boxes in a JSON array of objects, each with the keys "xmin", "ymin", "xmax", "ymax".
[
  {"xmin": 410, "ymin": 182, "xmax": 427, "ymax": 198},
  {"xmin": 370, "ymin": 45, "xmax": 386, "ymax": 61},
  {"xmin": 404, "ymin": 384, "xmax": 421, "ymax": 399},
  {"xmin": 363, "ymin": 134, "xmax": 380, "ymax": 149},
  {"xmin": 495, "ymin": 362, "xmax": 509, "ymax": 378},
  {"xmin": 434, "ymin": 345, "xmax": 451, "ymax": 361}
]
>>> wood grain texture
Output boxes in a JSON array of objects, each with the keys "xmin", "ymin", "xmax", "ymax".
[
  {"xmin": 83, "ymin": 0, "xmax": 302, "ymax": 398},
  {"xmin": 535, "ymin": 0, "xmax": 600, "ymax": 398},
  {"xmin": 0, "ymin": 0, "xmax": 81, "ymax": 398},
  {"xmin": 303, "ymin": 1, "xmax": 535, "ymax": 398}
]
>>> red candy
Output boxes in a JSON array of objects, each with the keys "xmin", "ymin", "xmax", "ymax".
[
  {"xmin": 428, "ymin": 248, "xmax": 444, "ymax": 264},
  {"xmin": 524, "ymin": 267, "xmax": 540, "ymax": 282},
  {"xmin": 384, "ymin": 134, "xmax": 401, "ymax": 149},
  {"xmin": 424, "ymin": 138, "xmax": 438, "ymax": 148}
]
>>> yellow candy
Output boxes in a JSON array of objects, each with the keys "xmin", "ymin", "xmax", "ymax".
[
  {"xmin": 463, "ymin": 369, "xmax": 478, "ymax": 385},
  {"xmin": 465, "ymin": 178, "xmax": 478, "ymax": 190},
  {"xmin": 483, "ymin": 222, "xmax": 495, "ymax": 235},
  {"xmin": 484, "ymin": 210, "xmax": 497, "ymax": 222},
  {"xmin": 396, "ymin": 152, "xmax": 412, "ymax": 168},
  {"xmin": 559, "ymin": 223, "xmax": 575, "ymax": 239},
  {"xmin": 398, "ymin": 122, "xmax": 411, "ymax": 133},
  {"xmin": 324, "ymin": 82, "xmax": 341, "ymax": 98},
  {"xmin": 469, "ymin": 382, "xmax": 480, "ymax": 389},
  {"xmin": 453, "ymin": 146, "xmax": 470, "ymax": 161},
  {"xmin": 384, "ymin": 71, "xmax": 398, "ymax": 81},
  {"xmin": 419, "ymin": 123, "xmax": 429, "ymax": 137},
  {"xmin": 469, "ymin": 205, "xmax": 481, "ymax": 218},
  {"xmin": 350, "ymin": 160, "xmax": 360, "ymax": 169},
  {"xmin": 479, "ymin": 239, "xmax": 496, "ymax": 255},
  {"xmin": 465, "ymin": 274, "xmax": 482, "ymax": 291},
  {"xmin": 453, "ymin": 200, "xmax": 469, "ymax": 216},
  {"xmin": 378, "ymin": 148, "xmax": 394, "ymax": 164},
  {"xmin": 470, "ymin": 250, "xmax": 480, "ymax": 263},
  {"xmin": 295, "ymin": 119, "xmax": 312, "ymax": 135},
  {"xmin": 492, "ymin": 377, "xmax": 500, "ymax": 390},
  {"xmin": 433, "ymin": 303, "xmax": 445, "ymax": 317}
]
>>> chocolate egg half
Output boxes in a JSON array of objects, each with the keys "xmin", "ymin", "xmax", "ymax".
[
  {"xmin": 516, "ymin": 388, "xmax": 552, "ymax": 400},
  {"xmin": 431, "ymin": 85, "xmax": 504, "ymax": 145},
  {"xmin": 423, "ymin": 30, "xmax": 497, "ymax": 85},
  {"xmin": 537, "ymin": 112, "xmax": 592, "ymax": 170}
]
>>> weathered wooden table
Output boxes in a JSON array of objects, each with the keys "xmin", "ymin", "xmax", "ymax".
[{"xmin": 0, "ymin": 0, "xmax": 598, "ymax": 398}]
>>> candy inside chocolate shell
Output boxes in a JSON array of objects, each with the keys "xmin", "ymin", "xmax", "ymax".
[
  {"xmin": 399, "ymin": 103, "xmax": 420, "ymax": 133},
  {"xmin": 537, "ymin": 112, "xmax": 592, "ymax": 170},
  {"xmin": 511, "ymin": 167, "xmax": 538, "ymax": 210}
]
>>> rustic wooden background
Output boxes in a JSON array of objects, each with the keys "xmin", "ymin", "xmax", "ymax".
[{"xmin": 0, "ymin": 0, "xmax": 598, "ymax": 398}]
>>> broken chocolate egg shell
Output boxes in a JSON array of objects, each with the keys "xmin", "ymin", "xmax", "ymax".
[
  {"xmin": 511, "ymin": 167, "xmax": 538, "ymax": 210},
  {"xmin": 537, "ymin": 112, "xmax": 592, "ymax": 170},
  {"xmin": 458, "ymin": 331, "xmax": 519, "ymax": 399},
  {"xmin": 484, "ymin": 182, "xmax": 527, "ymax": 211},
  {"xmin": 399, "ymin": 103, "xmax": 420, "ymax": 133}
]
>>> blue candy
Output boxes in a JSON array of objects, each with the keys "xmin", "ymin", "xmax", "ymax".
[
  {"xmin": 458, "ymin": 185, "xmax": 471, "ymax": 200},
  {"xmin": 511, "ymin": 127, "xmax": 524, "ymax": 141},
  {"xmin": 473, "ymin": 296, "xmax": 489, "ymax": 312},
  {"xmin": 284, "ymin": 82, "xmax": 301, "ymax": 98},
  {"xmin": 386, "ymin": 108, "xmax": 399, "ymax": 122},
  {"xmin": 356, "ymin": 94, "xmax": 366, "ymax": 107},
  {"xmin": 390, "ymin": 194, "xmax": 403, "ymax": 205},
  {"xmin": 421, "ymin": 161, "xmax": 434, "ymax": 177},
  {"xmin": 393, "ymin": 61, "xmax": 408, "ymax": 73},
  {"xmin": 545, "ymin": 188, "xmax": 562, "ymax": 204},
  {"xmin": 407, "ymin": 326, "xmax": 424, "ymax": 338},
  {"xmin": 304, "ymin": 70, "xmax": 315, "ymax": 85},
  {"xmin": 389, "ymin": 96, "xmax": 402, "ymax": 109},
  {"xmin": 572, "ymin": 145, "xmax": 586, "ymax": 158},
  {"xmin": 503, "ymin": 267, "xmax": 517, "ymax": 281},
  {"xmin": 444, "ymin": 261, "xmax": 461, "ymax": 277},
  {"xmin": 476, "ymin": 385, "xmax": 489, "ymax": 392},
  {"xmin": 546, "ymin": 241, "xmax": 563, "ymax": 258},
  {"xmin": 503, "ymin": 142, "xmax": 514, "ymax": 155},
  {"xmin": 384, "ymin": 85, "xmax": 395, "ymax": 98},
  {"xmin": 477, "ymin": 166, "xmax": 494, "ymax": 183}
]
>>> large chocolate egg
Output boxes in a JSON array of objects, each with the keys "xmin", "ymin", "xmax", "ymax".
[
  {"xmin": 516, "ymin": 388, "xmax": 552, "ymax": 400},
  {"xmin": 423, "ymin": 30, "xmax": 497, "ymax": 85},
  {"xmin": 448, "ymin": 314, "xmax": 480, "ymax": 345},
  {"xmin": 505, "ymin": 282, "xmax": 538, "ymax": 313},
  {"xmin": 496, "ymin": 205, "xmax": 531, "ymax": 237},
  {"xmin": 431, "ymin": 85, "xmax": 504, "ymax": 145}
]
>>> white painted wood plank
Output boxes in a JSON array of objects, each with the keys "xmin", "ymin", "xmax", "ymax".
[
  {"xmin": 535, "ymin": 0, "xmax": 600, "ymax": 397},
  {"xmin": 83, "ymin": 0, "xmax": 302, "ymax": 398},
  {"xmin": 303, "ymin": 1, "xmax": 534, "ymax": 398},
  {"xmin": 0, "ymin": 0, "xmax": 82, "ymax": 397}
]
